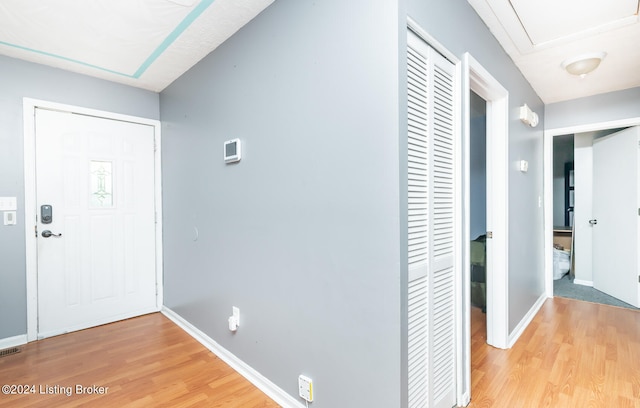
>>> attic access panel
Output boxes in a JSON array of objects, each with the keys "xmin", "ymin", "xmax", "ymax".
[{"xmin": 510, "ymin": 0, "xmax": 639, "ymax": 45}]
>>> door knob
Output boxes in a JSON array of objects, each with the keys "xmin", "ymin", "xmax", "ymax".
[
  {"xmin": 42, "ymin": 230, "xmax": 62, "ymax": 238},
  {"xmin": 589, "ymin": 219, "xmax": 598, "ymax": 225}
]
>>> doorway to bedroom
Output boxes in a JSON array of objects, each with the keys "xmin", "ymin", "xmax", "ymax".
[
  {"xmin": 550, "ymin": 129, "xmax": 640, "ymax": 310},
  {"xmin": 469, "ymin": 90, "xmax": 488, "ymax": 353}
]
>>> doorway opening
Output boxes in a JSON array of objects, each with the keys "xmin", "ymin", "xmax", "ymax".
[
  {"xmin": 464, "ymin": 53, "xmax": 509, "ymax": 348},
  {"xmin": 544, "ymin": 117, "xmax": 640, "ymax": 305},
  {"xmin": 459, "ymin": 52, "xmax": 510, "ymax": 406},
  {"xmin": 469, "ymin": 90, "xmax": 488, "ymax": 397},
  {"xmin": 549, "ymin": 128, "xmax": 640, "ymax": 310},
  {"xmin": 469, "ymin": 89, "xmax": 487, "ymax": 338}
]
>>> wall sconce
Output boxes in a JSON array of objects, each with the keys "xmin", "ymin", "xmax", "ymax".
[{"xmin": 519, "ymin": 104, "xmax": 538, "ymax": 127}]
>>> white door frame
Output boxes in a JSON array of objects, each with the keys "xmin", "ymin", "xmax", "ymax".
[
  {"xmin": 462, "ymin": 54, "xmax": 510, "ymax": 358},
  {"xmin": 543, "ymin": 116, "xmax": 640, "ymax": 298},
  {"xmin": 22, "ymin": 98, "xmax": 164, "ymax": 342},
  {"xmin": 457, "ymin": 52, "xmax": 511, "ymax": 406}
]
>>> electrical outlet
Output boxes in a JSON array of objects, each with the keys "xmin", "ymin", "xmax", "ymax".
[
  {"xmin": 298, "ymin": 375, "xmax": 313, "ymax": 402},
  {"xmin": 232, "ymin": 306, "xmax": 240, "ymax": 327}
]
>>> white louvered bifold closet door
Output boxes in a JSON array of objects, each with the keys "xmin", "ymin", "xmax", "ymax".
[{"xmin": 407, "ymin": 29, "xmax": 457, "ymax": 408}]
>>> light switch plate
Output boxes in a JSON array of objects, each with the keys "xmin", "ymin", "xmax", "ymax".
[
  {"xmin": 0, "ymin": 197, "xmax": 17, "ymax": 211},
  {"xmin": 519, "ymin": 160, "xmax": 529, "ymax": 173},
  {"xmin": 4, "ymin": 211, "xmax": 17, "ymax": 226}
]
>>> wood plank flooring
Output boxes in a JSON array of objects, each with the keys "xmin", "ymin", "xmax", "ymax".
[
  {"xmin": 469, "ymin": 297, "xmax": 640, "ymax": 408},
  {"xmin": 2, "ymin": 298, "xmax": 638, "ymax": 407},
  {"xmin": 0, "ymin": 313, "xmax": 279, "ymax": 407}
]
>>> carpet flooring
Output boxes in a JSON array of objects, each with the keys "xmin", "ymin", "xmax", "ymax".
[{"xmin": 553, "ymin": 273, "xmax": 639, "ymax": 310}]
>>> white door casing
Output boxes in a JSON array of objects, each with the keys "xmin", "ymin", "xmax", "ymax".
[
  {"xmin": 591, "ymin": 126, "xmax": 640, "ymax": 307},
  {"xmin": 24, "ymin": 99, "xmax": 163, "ymax": 341},
  {"xmin": 463, "ymin": 52, "xmax": 510, "ymax": 349},
  {"xmin": 457, "ymin": 52, "xmax": 510, "ymax": 406}
]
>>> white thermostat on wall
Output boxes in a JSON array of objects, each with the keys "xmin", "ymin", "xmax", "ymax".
[{"xmin": 224, "ymin": 138, "xmax": 242, "ymax": 163}]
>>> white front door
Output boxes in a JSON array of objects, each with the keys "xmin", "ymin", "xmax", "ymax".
[
  {"xmin": 35, "ymin": 108, "xmax": 158, "ymax": 338},
  {"xmin": 592, "ymin": 126, "xmax": 639, "ymax": 307}
]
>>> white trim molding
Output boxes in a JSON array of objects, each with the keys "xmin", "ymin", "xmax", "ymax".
[
  {"xmin": 458, "ymin": 51, "xmax": 510, "ymax": 406},
  {"xmin": 22, "ymin": 98, "xmax": 163, "ymax": 342},
  {"xmin": 463, "ymin": 53, "xmax": 510, "ymax": 351},
  {"xmin": 573, "ymin": 279, "xmax": 594, "ymax": 287},
  {"xmin": 0, "ymin": 335, "xmax": 28, "ymax": 350},
  {"xmin": 161, "ymin": 307, "xmax": 305, "ymax": 408},
  {"xmin": 407, "ymin": 16, "xmax": 460, "ymax": 64},
  {"xmin": 454, "ymin": 56, "xmax": 467, "ymax": 408},
  {"xmin": 508, "ymin": 293, "xmax": 547, "ymax": 348}
]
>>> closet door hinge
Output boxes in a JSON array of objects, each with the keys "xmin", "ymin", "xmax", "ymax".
[{"xmin": 486, "ymin": 231, "xmax": 493, "ymax": 239}]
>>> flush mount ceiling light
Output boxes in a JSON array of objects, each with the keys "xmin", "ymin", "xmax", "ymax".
[{"xmin": 561, "ymin": 52, "xmax": 607, "ymax": 78}]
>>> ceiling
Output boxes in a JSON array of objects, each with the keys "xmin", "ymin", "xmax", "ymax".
[
  {"xmin": 1, "ymin": 1, "xmax": 637, "ymax": 103},
  {"xmin": 469, "ymin": 0, "xmax": 640, "ymax": 104},
  {"xmin": 0, "ymin": 0, "xmax": 274, "ymax": 92}
]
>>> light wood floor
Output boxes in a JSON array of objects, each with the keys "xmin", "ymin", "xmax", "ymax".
[
  {"xmin": 2, "ymin": 299, "xmax": 638, "ymax": 407},
  {"xmin": 0, "ymin": 313, "xmax": 279, "ymax": 407},
  {"xmin": 469, "ymin": 297, "xmax": 640, "ymax": 408}
]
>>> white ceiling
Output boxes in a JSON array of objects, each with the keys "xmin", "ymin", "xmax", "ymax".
[
  {"xmin": 0, "ymin": 0, "xmax": 274, "ymax": 92},
  {"xmin": 1, "ymin": 1, "xmax": 637, "ymax": 103},
  {"xmin": 469, "ymin": 0, "xmax": 640, "ymax": 103}
]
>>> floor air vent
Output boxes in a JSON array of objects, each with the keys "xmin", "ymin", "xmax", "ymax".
[{"xmin": 0, "ymin": 347, "xmax": 21, "ymax": 358}]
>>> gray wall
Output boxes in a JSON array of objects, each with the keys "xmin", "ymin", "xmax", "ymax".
[
  {"xmin": 546, "ymin": 87, "xmax": 640, "ymax": 130},
  {"xmin": 407, "ymin": 0, "xmax": 546, "ymax": 333},
  {"xmin": 470, "ymin": 92, "xmax": 487, "ymax": 240},
  {"xmin": 0, "ymin": 0, "xmax": 564, "ymax": 403},
  {"xmin": 160, "ymin": 1, "xmax": 402, "ymax": 407},
  {"xmin": 0, "ymin": 55, "xmax": 159, "ymax": 340},
  {"xmin": 161, "ymin": 0, "xmax": 550, "ymax": 405}
]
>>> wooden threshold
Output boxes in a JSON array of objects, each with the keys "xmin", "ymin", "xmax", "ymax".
[
  {"xmin": 0, "ymin": 313, "xmax": 279, "ymax": 407},
  {"xmin": 469, "ymin": 297, "xmax": 640, "ymax": 407}
]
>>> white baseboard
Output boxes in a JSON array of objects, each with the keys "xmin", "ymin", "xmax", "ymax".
[
  {"xmin": 573, "ymin": 279, "xmax": 594, "ymax": 287},
  {"xmin": 508, "ymin": 293, "xmax": 547, "ymax": 348},
  {"xmin": 458, "ymin": 391, "xmax": 470, "ymax": 407},
  {"xmin": 0, "ymin": 334, "xmax": 28, "ymax": 349},
  {"xmin": 161, "ymin": 307, "xmax": 304, "ymax": 408}
]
